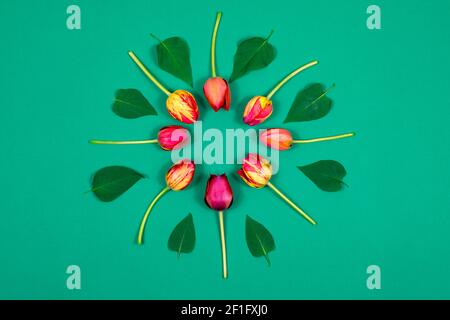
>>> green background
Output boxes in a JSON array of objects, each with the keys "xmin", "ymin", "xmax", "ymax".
[{"xmin": 1, "ymin": 0, "xmax": 449, "ymax": 299}]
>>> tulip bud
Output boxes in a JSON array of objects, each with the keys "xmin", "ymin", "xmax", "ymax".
[
  {"xmin": 237, "ymin": 153, "xmax": 317, "ymax": 225},
  {"xmin": 243, "ymin": 96, "xmax": 273, "ymax": 126},
  {"xmin": 157, "ymin": 126, "xmax": 190, "ymax": 151},
  {"xmin": 165, "ymin": 159, "xmax": 195, "ymax": 191},
  {"xmin": 237, "ymin": 153, "xmax": 272, "ymax": 188},
  {"xmin": 166, "ymin": 90, "xmax": 199, "ymax": 124},
  {"xmin": 203, "ymin": 77, "xmax": 231, "ymax": 112},
  {"xmin": 260, "ymin": 129, "xmax": 293, "ymax": 151},
  {"xmin": 205, "ymin": 174, "xmax": 233, "ymax": 211}
]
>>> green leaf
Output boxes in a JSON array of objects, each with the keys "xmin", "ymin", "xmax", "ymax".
[
  {"xmin": 298, "ymin": 160, "xmax": 347, "ymax": 192},
  {"xmin": 168, "ymin": 213, "xmax": 196, "ymax": 257},
  {"xmin": 152, "ymin": 35, "xmax": 193, "ymax": 87},
  {"xmin": 112, "ymin": 89, "xmax": 157, "ymax": 119},
  {"xmin": 284, "ymin": 83, "xmax": 335, "ymax": 123},
  {"xmin": 90, "ymin": 166, "xmax": 145, "ymax": 202},
  {"xmin": 230, "ymin": 32, "xmax": 276, "ymax": 82},
  {"xmin": 245, "ymin": 215, "xmax": 275, "ymax": 266}
]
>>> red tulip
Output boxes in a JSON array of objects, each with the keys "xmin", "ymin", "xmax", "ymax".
[
  {"xmin": 157, "ymin": 125, "xmax": 190, "ymax": 151},
  {"xmin": 137, "ymin": 159, "xmax": 195, "ymax": 245},
  {"xmin": 260, "ymin": 128, "xmax": 355, "ymax": 151},
  {"xmin": 260, "ymin": 129, "xmax": 293, "ymax": 151},
  {"xmin": 203, "ymin": 77, "xmax": 231, "ymax": 111},
  {"xmin": 205, "ymin": 174, "xmax": 233, "ymax": 211}
]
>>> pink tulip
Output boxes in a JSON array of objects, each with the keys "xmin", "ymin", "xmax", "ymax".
[
  {"xmin": 205, "ymin": 174, "xmax": 233, "ymax": 211},
  {"xmin": 157, "ymin": 125, "xmax": 190, "ymax": 151},
  {"xmin": 243, "ymin": 96, "xmax": 273, "ymax": 126}
]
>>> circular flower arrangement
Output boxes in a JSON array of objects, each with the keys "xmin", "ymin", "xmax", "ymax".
[{"xmin": 89, "ymin": 12, "xmax": 355, "ymax": 279}]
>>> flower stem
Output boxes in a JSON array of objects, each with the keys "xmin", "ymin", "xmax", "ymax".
[
  {"xmin": 137, "ymin": 187, "xmax": 170, "ymax": 245},
  {"xmin": 266, "ymin": 60, "xmax": 319, "ymax": 100},
  {"xmin": 211, "ymin": 12, "xmax": 222, "ymax": 77},
  {"xmin": 218, "ymin": 210, "xmax": 228, "ymax": 279},
  {"xmin": 128, "ymin": 51, "xmax": 171, "ymax": 96},
  {"xmin": 293, "ymin": 132, "xmax": 355, "ymax": 144},
  {"xmin": 266, "ymin": 181, "xmax": 317, "ymax": 225},
  {"xmin": 89, "ymin": 139, "xmax": 158, "ymax": 145}
]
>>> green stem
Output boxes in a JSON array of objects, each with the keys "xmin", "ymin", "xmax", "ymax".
[
  {"xmin": 293, "ymin": 132, "xmax": 355, "ymax": 144},
  {"xmin": 218, "ymin": 210, "xmax": 228, "ymax": 279},
  {"xmin": 211, "ymin": 12, "xmax": 222, "ymax": 77},
  {"xmin": 266, "ymin": 181, "xmax": 317, "ymax": 225},
  {"xmin": 128, "ymin": 51, "xmax": 171, "ymax": 96},
  {"xmin": 266, "ymin": 60, "xmax": 318, "ymax": 100},
  {"xmin": 137, "ymin": 187, "xmax": 170, "ymax": 245},
  {"xmin": 89, "ymin": 139, "xmax": 158, "ymax": 145}
]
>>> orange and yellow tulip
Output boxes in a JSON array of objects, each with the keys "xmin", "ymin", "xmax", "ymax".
[
  {"xmin": 137, "ymin": 159, "xmax": 195, "ymax": 245},
  {"xmin": 166, "ymin": 90, "xmax": 199, "ymax": 124},
  {"xmin": 237, "ymin": 154, "xmax": 317, "ymax": 225}
]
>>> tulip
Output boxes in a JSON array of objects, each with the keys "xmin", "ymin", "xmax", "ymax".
[
  {"xmin": 243, "ymin": 96, "xmax": 273, "ymax": 126},
  {"xmin": 89, "ymin": 125, "xmax": 190, "ymax": 151},
  {"xmin": 137, "ymin": 159, "xmax": 195, "ymax": 245},
  {"xmin": 203, "ymin": 12, "xmax": 231, "ymax": 112},
  {"xmin": 157, "ymin": 125, "xmax": 190, "ymax": 150},
  {"xmin": 237, "ymin": 154, "xmax": 317, "ymax": 225},
  {"xmin": 203, "ymin": 77, "xmax": 230, "ymax": 111},
  {"xmin": 205, "ymin": 174, "xmax": 233, "ymax": 279},
  {"xmin": 260, "ymin": 129, "xmax": 355, "ymax": 151},
  {"xmin": 237, "ymin": 153, "xmax": 272, "ymax": 188},
  {"xmin": 242, "ymin": 60, "xmax": 318, "ymax": 126},
  {"xmin": 166, "ymin": 159, "xmax": 196, "ymax": 191},
  {"xmin": 128, "ymin": 51, "xmax": 199, "ymax": 124},
  {"xmin": 166, "ymin": 90, "xmax": 199, "ymax": 124}
]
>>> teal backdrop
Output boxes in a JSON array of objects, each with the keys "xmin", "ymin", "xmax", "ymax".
[{"xmin": 1, "ymin": 0, "xmax": 449, "ymax": 299}]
